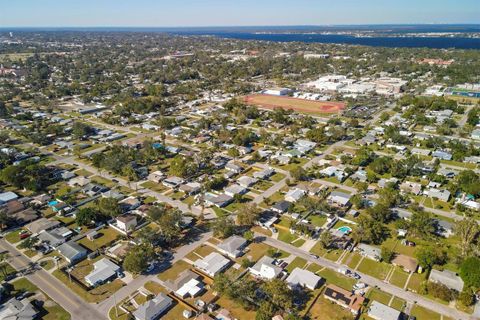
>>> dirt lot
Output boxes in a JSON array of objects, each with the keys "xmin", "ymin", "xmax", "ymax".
[{"xmin": 244, "ymin": 94, "xmax": 346, "ymax": 114}]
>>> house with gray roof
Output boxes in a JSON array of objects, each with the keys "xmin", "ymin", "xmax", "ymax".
[
  {"xmin": 0, "ymin": 298, "xmax": 38, "ymax": 320},
  {"xmin": 25, "ymin": 217, "xmax": 61, "ymax": 234},
  {"xmin": 194, "ymin": 252, "xmax": 230, "ymax": 277},
  {"xmin": 57, "ymin": 241, "xmax": 88, "ymax": 264},
  {"xmin": 85, "ymin": 258, "xmax": 121, "ymax": 287},
  {"xmin": 217, "ymin": 236, "xmax": 247, "ymax": 258},
  {"xmin": 327, "ymin": 191, "xmax": 352, "ymax": 207},
  {"xmin": 428, "ymin": 269, "xmax": 464, "ymax": 292},
  {"xmin": 133, "ymin": 293, "xmax": 173, "ymax": 320},
  {"xmin": 38, "ymin": 226, "xmax": 73, "ymax": 248},
  {"xmin": 367, "ymin": 301, "xmax": 401, "ymax": 320},
  {"xmin": 286, "ymin": 268, "xmax": 322, "ymax": 290},
  {"xmin": 0, "ymin": 191, "xmax": 19, "ymax": 204},
  {"xmin": 249, "ymin": 256, "xmax": 282, "ymax": 280},
  {"xmin": 426, "ymin": 188, "xmax": 451, "ymax": 202},
  {"xmin": 356, "ymin": 243, "xmax": 381, "ymax": 261}
]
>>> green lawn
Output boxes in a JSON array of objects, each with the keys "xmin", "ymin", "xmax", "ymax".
[
  {"xmin": 406, "ymin": 272, "xmax": 427, "ymax": 293},
  {"xmin": 410, "ymin": 305, "xmax": 442, "ymax": 320},
  {"xmin": 345, "ymin": 252, "xmax": 363, "ymax": 269},
  {"xmin": 317, "ymin": 268, "xmax": 356, "ymax": 291},
  {"xmin": 286, "ymin": 257, "xmax": 308, "ymax": 273},
  {"xmin": 5, "ymin": 229, "xmax": 23, "ymax": 243},
  {"xmin": 0, "ymin": 263, "xmax": 16, "ymax": 281},
  {"xmin": 77, "ymin": 227, "xmax": 121, "ymax": 251},
  {"xmin": 357, "ymin": 258, "xmax": 392, "ymax": 280},
  {"xmin": 389, "ymin": 267, "xmax": 410, "ymax": 288},
  {"xmin": 158, "ymin": 260, "xmax": 191, "ymax": 281},
  {"xmin": 367, "ymin": 288, "xmax": 392, "ymax": 306}
]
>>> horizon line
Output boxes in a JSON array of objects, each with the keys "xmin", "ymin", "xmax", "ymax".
[{"xmin": 2, "ymin": 23, "xmax": 480, "ymax": 29}]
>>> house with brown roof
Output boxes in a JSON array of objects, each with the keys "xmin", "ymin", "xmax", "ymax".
[
  {"xmin": 323, "ymin": 284, "xmax": 365, "ymax": 315},
  {"xmin": 391, "ymin": 254, "xmax": 418, "ymax": 273}
]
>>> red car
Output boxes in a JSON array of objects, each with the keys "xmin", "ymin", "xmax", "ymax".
[{"xmin": 19, "ymin": 233, "xmax": 30, "ymax": 240}]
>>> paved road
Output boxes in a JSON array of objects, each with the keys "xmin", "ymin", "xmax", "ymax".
[
  {"xmin": 0, "ymin": 239, "xmax": 105, "ymax": 320},
  {"xmin": 261, "ymin": 235, "xmax": 473, "ymax": 320},
  {"xmin": 95, "ymin": 230, "xmax": 213, "ymax": 316}
]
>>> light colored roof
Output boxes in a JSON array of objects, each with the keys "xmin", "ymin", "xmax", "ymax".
[
  {"xmin": 25, "ymin": 217, "xmax": 61, "ymax": 234},
  {"xmin": 133, "ymin": 293, "xmax": 172, "ymax": 320},
  {"xmin": 429, "ymin": 269, "xmax": 464, "ymax": 292},
  {"xmin": 0, "ymin": 298, "xmax": 37, "ymax": 320},
  {"xmin": 57, "ymin": 241, "xmax": 87, "ymax": 261},
  {"xmin": 194, "ymin": 252, "xmax": 230, "ymax": 276},
  {"xmin": 285, "ymin": 268, "xmax": 322, "ymax": 289},
  {"xmin": 218, "ymin": 236, "xmax": 247, "ymax": 257},
  {"xmin": 368, "ymin": 301, "xmax": 401, "ymax": 320},
  {"xmin": 0, "ymin": 191, "xmax": 18, "ymax": 203},
  {"xmin": 85, "ymin": 258, "xmax": 120, "ymax": 286}
]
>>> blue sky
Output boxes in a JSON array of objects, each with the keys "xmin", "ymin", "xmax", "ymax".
[{"xmin": 1, "ymin": 0, "xmax": 480, "ymax": 27}]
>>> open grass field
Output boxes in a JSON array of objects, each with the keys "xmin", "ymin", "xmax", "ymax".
[{"xmin": 244, "ymin": 94, "xmax": 346, "ymax": 114}]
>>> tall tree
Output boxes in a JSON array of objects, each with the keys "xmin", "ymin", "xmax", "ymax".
[{"xmin": 454, "ymin": 218, "xmax": 479, "ymax": 257}]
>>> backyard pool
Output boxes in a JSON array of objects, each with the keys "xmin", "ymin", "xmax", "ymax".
[
  {"xmin": 337, "ymin": 226, "xmax": 352, "ymax": 234},
  {"xmin": 48, "ymin": 200, "xmax": 59, "ymax": 206}
]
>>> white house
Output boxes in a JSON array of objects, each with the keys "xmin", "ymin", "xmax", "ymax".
[
  {"xmin": 116, "ymin": 215, "xmax": 138, "ymax": 233},
  {"xmin": 285, "ymin": 268, "xmax": 322, "ymax": 290},
  {"xmin": 249, "ymin": 256, "xmax": 282, "ymax": 280}
]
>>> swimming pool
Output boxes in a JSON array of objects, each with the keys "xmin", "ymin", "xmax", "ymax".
[
  {"xmin": 337, "ymin": 226, "xmax": 352, "ymax": 234},
  {"xmin": 48, "ymin": 200, "xmax": 59, "ymax": 206}
]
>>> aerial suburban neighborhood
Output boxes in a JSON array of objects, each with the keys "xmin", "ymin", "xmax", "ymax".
[{"xmin": 1, "ymin": 2, "xmax": 480, "ymax": 320}]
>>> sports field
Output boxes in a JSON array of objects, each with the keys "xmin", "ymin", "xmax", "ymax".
[{"xmin": 244, "ymin": 94, "xmax": 346, "ymax": 114}]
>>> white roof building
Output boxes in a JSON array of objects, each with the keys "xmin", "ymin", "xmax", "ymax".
[
  {"xmin": 194, "ymin": 252, "xmax": 230, "ymax": 277},
  {"xmin": 85, "ymin": 258, "xmax": 121, "ymax": 287},
  {"xmin": 249, "ymin": 256, "xmax": 282, "ymax": 280},
  {"xmin": 368, "ymin": 301, "xmax": 401, "ymax": 320},
  {"xmin": 285, "ymin": 268, "xmax": 322, "ymax": 290}
]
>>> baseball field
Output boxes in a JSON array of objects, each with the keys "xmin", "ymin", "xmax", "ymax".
[{"xmin": 244, "ymin": 94, "xmax": 346, "ymax": 114}]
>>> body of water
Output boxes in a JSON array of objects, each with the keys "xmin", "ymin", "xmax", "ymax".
[{"xmin": 175, "ymin": 32, "xmax": 480, "ymax": 49}]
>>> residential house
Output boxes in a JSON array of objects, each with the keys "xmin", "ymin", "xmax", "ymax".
[
  {"xmin": 356, "ymin": 243, "xmax": 381, "ymax": 261},
  {"xmin": 368, "ymin": 301, "xmax": 401, "ymax": 320},
  {"xmin": 204, "ymin": 193, "xmax": 233, "ymax": 208},
  {"xmin": 426, "ymin": 188, "xmax": 451, "ymax": 202},
  {"xmin": 179, "ymin": 182, "xmax": 202, "ymax": 195},
  {"xmin": 237, "ymin": 176, "xmax": 258, "ymax": 188},
  {"xmin": 217, "ymin": 236, "xmax": 247, "ymax": 258},
  {"xmin": 116, "ymin": 215, "xmax": 138, "ymax": 233},
  {"xmin": 400, "ymin": 181, "xmax": 422, "ymax": 195},
  {"xmin": 38, "ymin": 226, "xmax": 73, "ymax": 248},
  {"xmin": 351, "ymin": 169, "xmax": 368, "ymax": 182},
  {"xmin": 169, "ymin": 270, "xmax": 205, "ymax": 299},
  {"xmin": 435, "ymin": 219, "xmax": 454, "ymax": 238},
  {"xmin": 147, "ymin": 171, "xmax": 165, "ymax": 183},
  {"xmin": 327, "ymin": 191, "xmax": 352, "ymax": 207},
  {"xmin": 271, "ymin": 201, "xmax": 292, "ymax": 214},
  {"xmin": 193, "ymin": 252, "xmax": 230, "ymax": 277},
  {"xmin": 428, "ymin": 269, "xmax": 464, "ymax": 292},
  {"xmin": 284, "ymin": 188, "xmax": 306, "ymax": 203},
  {"xmin": 249, "ymin": 256, "xmax": 282, "ymax": 280},
  {"xmin": 0, "ymin": 191, "xmax": 18, "ymax": 204},
  {"xmin": 224, "ymin": 184, "xmax": 247, "ymax": 197},
  {"xmin": 25, "ymin": 218, "xmax": 61, "ymax": 234},
  {"xmin": 432, "ymin": 150, "xmax": 453, "ymax": 161},
  {"xmin": 391, "ymin": 254, "xmax": 418, "ymax": 273},
  {"xmin": 162, "ymin": 176, "xmax": 184, "ymax": 188},
  {"xmin": 57, "ymin": 241, "xmax": 88, "ymax": 264},
  {"xmin": 0, "ymin": 298, "xmax": 38, "ymax": 319},
  {"xmin": 225, "ymin": 162, "xmax": 243, "ymax": 174},
  {"xmin": 320, "ymin": 166, "xmax": 346, "ymax": 182},
  {"xmin": 323, "ymin": 284, "xmax": 365, "ymax": 315},
  {"xmin": 133, "ymin": 293, "xmax": 173, "ymax": 320},
  {"xmin": 285, "ymin": 268, "xmax": 322, "ymax": 290},
  {"xmin": 119, "ymin": 197, "xmax": 142, "ymax": 211},
  {"xmin": 253, "ymin": 168, "xmax": 275, "ymax": 180},
  {"xmin": 85, "ymin": 258, "xmax": 121, "ymax": 287}
]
